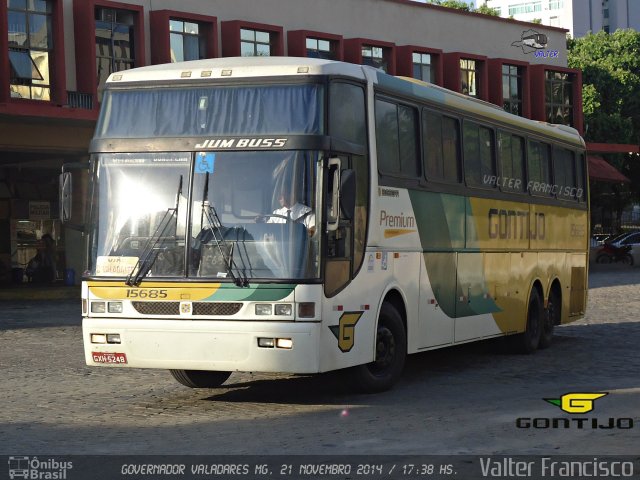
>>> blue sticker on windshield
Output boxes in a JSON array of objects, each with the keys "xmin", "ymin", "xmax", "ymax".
[{"xmin": 195, "ymin": 152, "xmax": 215, "ymax": 174}]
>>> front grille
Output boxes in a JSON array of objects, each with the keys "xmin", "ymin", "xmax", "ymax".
[
  {"xmin": 193, "ymin": 302, "xmax": 243, "ymax": 316},
  {"xmin": 131, "ymin": 301, "xmax": 180, "ymax": 316}
]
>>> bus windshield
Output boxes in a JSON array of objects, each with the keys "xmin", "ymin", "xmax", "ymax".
[
  {"xmin": 95, "ymin": 84, "xmax": 325, "ymax": 138},
  {"xmin": 89, "ymin": 151, "xmax": 321, "ymax": 281}
]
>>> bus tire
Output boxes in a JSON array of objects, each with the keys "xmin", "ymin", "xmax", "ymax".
[
  {"xmin": 350, "ymin": 302, "xmax": 406, "ymax": 393},
  {"xmin": 509, "ymin": 288, "xmax": 543, "ymax": 354},
  {"xmin": 169, "ymin": 370, "xmax": 232, "ymax": 388},
  {"xmin": 540, "ymin": 288, "xmax": 560, "ymax": 349}
]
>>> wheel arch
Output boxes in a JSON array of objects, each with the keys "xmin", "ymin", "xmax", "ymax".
[
  {"xmin": 547, "ymin": 277, "xmax": 563, "ymax": 325},
  {"xmin": 526, "ymin": 277, "xmax": 546, "ymax": 316},
  {"xmin": 529, "ymin": 278, "xmax": 544, "ymax": 306},
  {"xmin": 379, "ymin": 287, "xmax": 408, "ymax": 334}
]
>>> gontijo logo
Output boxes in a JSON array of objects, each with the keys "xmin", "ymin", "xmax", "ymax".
[
  {"xmin": 544, "ymin": 392, "xmax": 608, "ymax": 414},
  {"xmin": 329, "ymin": 311, "xmax": 363, "ymax": 352},
  {"xmin": 516, "ymin": 391, "xmax": 635, "ymax": 429}
]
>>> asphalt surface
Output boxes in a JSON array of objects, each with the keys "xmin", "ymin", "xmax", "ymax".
[{"xmin": 0, "ymin": 263, "xmax": 638, "ymax": 457}]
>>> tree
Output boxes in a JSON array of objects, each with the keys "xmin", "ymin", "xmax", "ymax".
[
  {"xmin": 475, "ymin": 4, "xmax": 500, "ymax": 16},
  {"xmin": 429, "ymin": 0, "xmax": 500, "ymax": 16},
  {"xmin": 430, "ymin": 0, "xmax": 472, "ymax": 10},
  {"xmin": 568, "ymin": 30, "xmax": 640, "ymax": 231}
]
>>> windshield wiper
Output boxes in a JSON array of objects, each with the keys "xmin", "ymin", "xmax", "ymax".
[
  {"xmin": 199, "ymin": 172, "xmax": 249, "ymax": 287},
  {"xmin": 125, "ymin": 176, "xmax": 182, "ymax": 286}
]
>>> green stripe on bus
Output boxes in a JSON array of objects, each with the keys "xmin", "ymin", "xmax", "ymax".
[
  {"xmin": 204, "ymin": 284, "xmax": 296, "ymax": 302},
  {"xmin": 408, "ymin": 190, "xmax": 500, "ymax": 318}
]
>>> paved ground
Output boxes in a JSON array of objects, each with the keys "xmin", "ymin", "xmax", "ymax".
[{"xmin": 1, "ymin": 263, "xmax": 638, "ymax": 456}]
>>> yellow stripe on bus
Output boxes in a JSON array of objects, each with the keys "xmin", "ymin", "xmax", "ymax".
[
  {"xmin": 87, "ymin": 281, "xmax": 222, "ymax": 301},
  {"xmin": 384, "ymin": 229, "xmax": 417, "ymax": 238}
]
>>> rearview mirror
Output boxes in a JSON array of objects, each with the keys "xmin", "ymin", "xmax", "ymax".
[
  {"xmin": 326, "ymin": 157, "xmax": 341, "ymax": 231},
  {"xmin": 59, "ymin": 172, "xmax": 72, "ymax": 222}
]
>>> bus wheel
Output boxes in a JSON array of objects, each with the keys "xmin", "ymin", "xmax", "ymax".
[
  {"xmin": 169, "ymin": 370, "xmax": 232, "ymax": 388},
  {"xmin": 540, "ymin": 288, "xmax": 560, "ymax": 349},
  {"xmin": 509, "ymin": 289, "xmax": 543, "ymax": 354},
  {"xmin": 350, "ymin": 303, "xmax": 407, "ymax": 393}
]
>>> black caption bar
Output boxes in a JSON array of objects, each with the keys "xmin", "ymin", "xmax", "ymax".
[{"xmin": 2, "ymin": 455, "xmax": 639, "ymax": 480}]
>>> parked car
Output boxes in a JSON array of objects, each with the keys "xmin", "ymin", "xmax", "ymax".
[{"xmin": 595, "ymin": 231, "xmax": 640, "ymax": 265}]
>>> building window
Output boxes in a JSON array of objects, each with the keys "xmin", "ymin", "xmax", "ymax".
[
  {"xmin": 362, "ymin": 45, "xmax": 387, "ymax": 72},
  {"xmin": 508, "ymin": 1, "xmax": 542, "ymax": 15},
  {"xmin": 95, "ymin": 7, "xmax": 135, "ymax": 94},
  {"xmin": 306, "ymin": 37, "xmax": 334, "ymax": 59},
  {"xmin": 545, "ymin": 71, "xmax": 574, "ymax": 126},
  {"xmin": 169, "ymin": 19, "xmax": 205, "ymax": 62},
  {"xmin": 240, "ymin": 28, "xmax": 272, "ymax": 56},
  {"xmin": 7, "ymin": 0, "xmax": 53, "ymax": 100},
  {"xmin": 412, "ymin": 52, "xmax": 434, "ymax": 83},
  {"xmin": 502, "ymin": 64, "xmax": 522, "ymax": 116},
  {"xmin": 548, "ymin": 0, "xmax": 563, "ymax": 10},
  {"xmin": 460, "ymin": 59, "xmax": 477, "ymax": 97}
]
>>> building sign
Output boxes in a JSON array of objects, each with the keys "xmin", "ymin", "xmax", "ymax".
[{"xmin": 29, "ymin": 201, "xmax": 51, "ymax": 220}]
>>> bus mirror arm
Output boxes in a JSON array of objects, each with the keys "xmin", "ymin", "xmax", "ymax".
[{"xmin": 327, "ymin": 157, "xmax": 341, "ymax": 231}]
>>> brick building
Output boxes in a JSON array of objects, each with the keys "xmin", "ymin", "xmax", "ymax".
[{"xmin": 0, "ymin": 0, "xmax": 584, "ymax": 282}]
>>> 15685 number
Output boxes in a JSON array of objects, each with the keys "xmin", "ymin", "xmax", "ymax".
[{"xmin": 125, "ymin": 289, "xmax": 168, "ymax": 299}]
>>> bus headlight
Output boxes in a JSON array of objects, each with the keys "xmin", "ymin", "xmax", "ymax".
[
  {"xmin": 91, "ymin": 302, "xmax": 106, "ymax": 313},
  {"xmin": 91, "ymin": 334, "xmax": 107, "ymax": 344},
  {"xmin": 108, "ymin": 302, "xmax": 123, "ymax": 313},
  {"xmin": 255, "ymin": 304, "xmax": 272, "ymax": 316},
  {"xmin": 274, "ymin": 304, "xmax": 292, "ymax": 316},
  {"xmin": 275, "ymin": 338, "xmax": 293, "ymax": 349}
]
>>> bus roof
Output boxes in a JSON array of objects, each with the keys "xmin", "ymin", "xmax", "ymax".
[
  {"xmin": 105, "ymin": 56, "xmax": 369, "ymax": 84},
  {"xmin": 105, "ymin": 56, "xmax": 584, "ymax": 149}
]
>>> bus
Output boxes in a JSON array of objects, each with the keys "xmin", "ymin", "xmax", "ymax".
[{"xmin": 62, "ymin": 57, "xmax": 588, "ymax": 392}]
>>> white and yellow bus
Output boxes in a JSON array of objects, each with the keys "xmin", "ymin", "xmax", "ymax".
[{"xmin": 65, "ymin": 57, "xmax": 588, "ymax": 392}]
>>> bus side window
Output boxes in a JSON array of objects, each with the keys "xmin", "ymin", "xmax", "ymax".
[
  {"xmin": 329, "ymin": 82, "xmax": 367, "ymax": 146},
  {"xmin": 553, "ymin": 147, "xmax": 576, "ymax": 200},
  {"xmin": 375, "ymin": 98, "xmax": 420, "ymax": 178},
  {"xmin": 463, "ymin": 121, "xmax": 496, "ymax": 187},
  {"xmin": 528, "ymin": 140, "xmax": 552, "ymax": 196},
  {"xmin": 325, "ymin": 153, "xmax": 370, "ymax": 297},
  {"xmin": 498, "ymin": 131, "xmax": 525, "ymax": 192},
  {"xmin": 325, "ymin": 156, "xmax": 353, "ymax": 297},
  {"xmin": 424, "ymin": 109, "xmax": 461, "ymax": 183}
]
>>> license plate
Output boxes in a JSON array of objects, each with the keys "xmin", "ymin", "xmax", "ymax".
[{"xmin": 92, "ymin": 352, "xmax": 128, "ymax": 364}]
